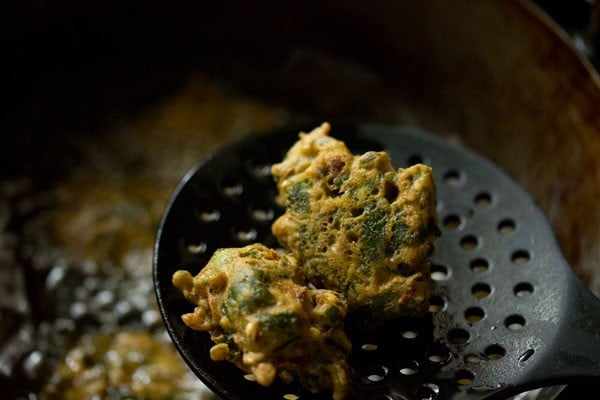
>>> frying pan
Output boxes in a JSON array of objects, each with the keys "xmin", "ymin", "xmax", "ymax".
[
  {"xmin": 3, "ymin": 0, "xmax": 600, "ymax": 399},
  {"xmin": 153, "ymin": 122, "xmax": 600, "ymax": 400}
]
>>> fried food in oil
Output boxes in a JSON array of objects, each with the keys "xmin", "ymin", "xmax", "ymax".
[
  {"xmin": 271, "ymin": 122, "xmax": 440, "ymax": 326},
  {"xmin": 173, "ymin": 244, "xmax": 351, "ymax": 400},
  {"xmin": 41, "ymin": 331, "xmax": 204, "ymax": 400}
]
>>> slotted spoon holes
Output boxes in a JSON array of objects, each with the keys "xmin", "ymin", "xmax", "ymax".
[
  {"xmin": 346, "ymin": 315, "xmax": 437, "ymax": 396},
  {"xmin": 418, "ymin": 143, "xmax": 553, "ymax": 394},
  {"xmin": 155, "ymin": 124, "xmax": 572, "ymax": 400}
]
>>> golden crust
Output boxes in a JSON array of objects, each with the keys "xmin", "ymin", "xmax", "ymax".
[
  {"xmin": 173, "ymin": 243, "xmax": 351, "ymax": 400},
  {"xmin": 272, "ymin": 123, "xmax": 440, "ymax": 326},
  {"xmin": 173, "ymin": 123, "xmax": 440, "ymax": 398}
]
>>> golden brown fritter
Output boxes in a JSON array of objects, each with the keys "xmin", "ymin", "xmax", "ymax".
[
  {"xmin": 172, "ymin": 123, "xmax": 439, "ymax": 399},
  {"xmin": 271, "ymin": 122, "xmax": 440, "ymax": 326},
  {"xmin": 173, "ymin": 244, "xmax": 351, "ymax": 400}
]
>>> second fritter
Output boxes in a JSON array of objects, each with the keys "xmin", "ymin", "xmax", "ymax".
[{"xmin": 272, "ymin": 123, "xmax": 440, "ymax": 326}]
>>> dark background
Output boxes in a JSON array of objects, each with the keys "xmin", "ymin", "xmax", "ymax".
[
  {"xmin": 2, "ymin": 0, "xmax": 599, "ymax": 176},
  {"xmin": 2, "ymin": 0, "xmax": 599, "ymax": 180}
]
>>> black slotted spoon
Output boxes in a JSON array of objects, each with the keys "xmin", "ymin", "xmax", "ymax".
[{"xmin": 153, "ymin": 122, "xmax": 600, "ymax": 400}]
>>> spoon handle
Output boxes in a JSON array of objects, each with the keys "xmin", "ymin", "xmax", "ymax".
[{"xmin": 529, "ymin": 274, "xmax": 600, "ymax": 384}]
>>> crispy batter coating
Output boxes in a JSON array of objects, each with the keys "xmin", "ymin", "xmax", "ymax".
[
  {"xmin": 173, "ymin": 244, "xmax": 351, "ymax": 400},
  {"xmin": 173, "ymin": 123, "xmax": 439, "ymax": 399},
  {"xmin": 271, "ymin": 122, "xmax": 440, "ymax": 326}
]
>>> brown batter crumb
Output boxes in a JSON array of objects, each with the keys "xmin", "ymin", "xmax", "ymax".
[
  {"xmin": 272, "ymin": 122, "xmax": 440, "ymax": 326},
  {"xmin": 173, "ymin": 244, "xmax": 352, "ymax": 400},
  {"xmin": 174, "ymin": 122, "xmax": 440, "ymax": 399}
]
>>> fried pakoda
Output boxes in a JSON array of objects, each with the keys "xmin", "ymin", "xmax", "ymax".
[
  {"xmin": 172, "ymin": 244, "xmax": 351, "ymax": 400},
  {"xmin": 272, "ymin": 123, "xmax": 440, "ymax": 326}
]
